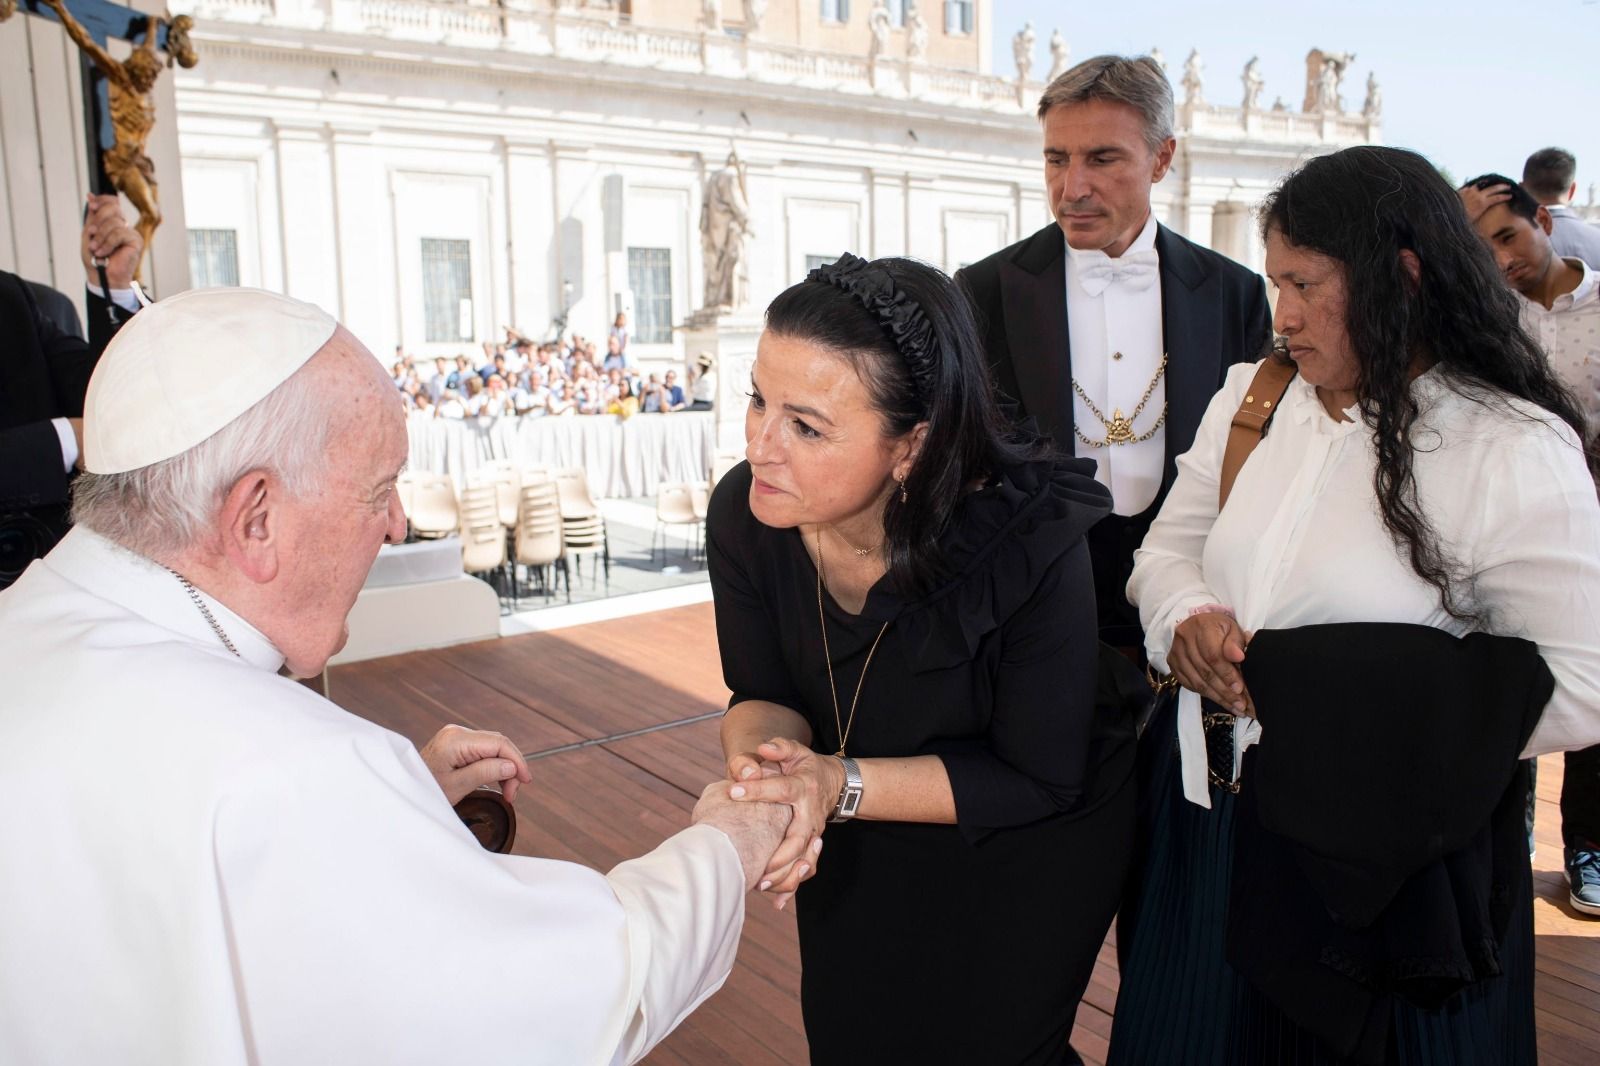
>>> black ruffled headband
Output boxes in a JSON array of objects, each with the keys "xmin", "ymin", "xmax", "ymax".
[{"xmin": 807, "ymin": 253, "xmax": 938, "ymax": 404}]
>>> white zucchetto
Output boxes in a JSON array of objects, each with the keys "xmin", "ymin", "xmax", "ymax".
[{"xmin": 83, "ymin": 287, "xmax": 338, "ymax": 475}]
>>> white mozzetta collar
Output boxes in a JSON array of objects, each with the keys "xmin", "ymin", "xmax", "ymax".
[{"xmin": 44, "ymin": 527, "xmax": 287, "ymax": 674}]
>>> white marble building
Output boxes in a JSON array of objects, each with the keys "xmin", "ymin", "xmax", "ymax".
[{"xmin": 161, "ymin": 1, "xmax": 1390, "ymax": 370}]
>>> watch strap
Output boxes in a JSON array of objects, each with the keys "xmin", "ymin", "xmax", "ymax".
[{"xmin": 828, "ymin": 755, "xmax": 863, "ymax": 823}]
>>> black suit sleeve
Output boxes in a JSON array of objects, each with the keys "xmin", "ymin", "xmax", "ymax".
[
  {"xmin": 85, "ymin": 289, "xmax": 130, "ymax": 360},
  {"xmin": 0, "ymin": 284, "xmax": 119, "ymax": 509},
  {"xmin": 1237, "ymin": 273, "xmax": 1273, "ymax": 366},
  {"xmin": 0, "ymin": 422, "xmax": 70, "ymax": 511},
  {"xmin": 954, "ymin": 263, "xmax": 1023, "ymax": 412}
]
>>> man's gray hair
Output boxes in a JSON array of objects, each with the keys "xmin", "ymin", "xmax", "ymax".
[
  {"xmin": 1036, "ymin": 55, "xmax": 1175, "ymax": 155},
  {"xmin": 72, "ymin": 365, "xmax": 339, "ymax": 558}
]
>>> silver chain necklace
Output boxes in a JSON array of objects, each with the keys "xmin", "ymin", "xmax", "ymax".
[{"xmin": 164, "ymin": 567, "xmax": 240, "ymax": 658}]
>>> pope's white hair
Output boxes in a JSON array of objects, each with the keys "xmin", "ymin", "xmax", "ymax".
[{"xmin": 72, "ymin": 363, "xmax": 339, "ymax": 558}]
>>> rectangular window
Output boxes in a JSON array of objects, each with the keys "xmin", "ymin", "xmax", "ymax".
[
  {"xmin": 187, "ymin": 229, "xmax": 239, "ymax": 288},
  {"xmin": 886, "ymin": 0, "xmax": 905, "ymax": 27},
  {"xmin": 944, "ymin": 0, "xmax": 972, "ymax": 35},
  {"xmin": 421, "ymin": 238, "xmax": 473, "ymax": 344},
  {"xmin": 628, "ymin": 246, "xmax": 673, "ymax": 344},
  {"xmin": 820, "ymin": 0, "xmax": 849, "ymax": 24}
]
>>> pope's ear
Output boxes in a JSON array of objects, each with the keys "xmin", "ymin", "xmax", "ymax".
[{"xmin": 219, "ymin": 470, "xmax": 279, "ymax": 584}]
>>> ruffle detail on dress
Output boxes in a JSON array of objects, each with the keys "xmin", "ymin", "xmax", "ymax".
[{"xmin": 892, "ymin": 455, "xmax": 1111, "ymax": 673}]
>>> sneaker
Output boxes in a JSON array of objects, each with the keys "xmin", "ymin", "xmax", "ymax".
[{"xmin": 1566, "ymin": 846, "xmax": 1600, "ymax": 916}]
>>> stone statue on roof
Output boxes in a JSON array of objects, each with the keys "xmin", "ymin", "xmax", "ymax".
[
  {"xmin": 1047, "ymin": 28, "xmax": 1070, "ymax": 83},
  {"xmin": 1013, "ymin": 22, "xmax": 1035, "ymax": 83}
]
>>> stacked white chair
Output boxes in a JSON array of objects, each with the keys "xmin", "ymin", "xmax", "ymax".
[
  {"xmin": 513, "ymin": 479, "xmax": 565, "ymax": 605},
  {"xmin": 552, "ymin": 468, "xmax": 609, "ymax": 591},
  {"xmin": 459, "ymin": 482, "xmax": 508, "ymax": 602},
  {"xmin": 407, "ymin": 475, "xmax": 460, "ymax": 539}
]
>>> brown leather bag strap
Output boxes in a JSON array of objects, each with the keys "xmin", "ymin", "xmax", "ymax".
[{"xmin": 1218, "ymin": 357, "xmax": 1296, "ymax": 510}]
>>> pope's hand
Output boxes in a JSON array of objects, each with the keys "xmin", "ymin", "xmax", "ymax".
[
  {"xmin": 728, "ymin": 737, "xmax": 842, "ymax": 908},
  {"xmin": 692, "ymin": 780, "xmax": 792, "ymax": 892},
  {"xmin": 419, "ymin": 724, "xmax": 532, "ymax": 806}
]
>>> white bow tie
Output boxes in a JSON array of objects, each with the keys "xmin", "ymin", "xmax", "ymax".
[{"xmin": 1077, "ymin": 250, "xmax": 1160, "ymax": 297}]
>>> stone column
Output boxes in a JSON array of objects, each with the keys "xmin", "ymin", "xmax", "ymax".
[{"xmin": 682, "ymin": 306, "xmax": 763, "ymax": 455}]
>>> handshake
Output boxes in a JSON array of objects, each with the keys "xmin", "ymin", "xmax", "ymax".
[
  {"xmin": 693, "ymin": 737, "xmax": 837, "ymax": 911},
  {"xmin": 423, "ymin": 726, "xmax": 832, "ymax": 909}
]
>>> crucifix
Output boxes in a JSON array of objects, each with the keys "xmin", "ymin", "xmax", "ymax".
[{"xmin": 1, "ymin": 0, "xmax": 197, "ymax": 281}]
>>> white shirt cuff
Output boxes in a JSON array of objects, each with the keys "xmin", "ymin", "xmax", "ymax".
[
  {"xmin": 51, "ymin": 417, "xmax": 79, "ymax": 474},
  {"xmin": 85, "ymin": 282, "xmax": 142, "ymax": 314}
]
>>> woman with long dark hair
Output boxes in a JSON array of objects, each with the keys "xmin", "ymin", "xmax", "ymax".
[
  {"xmin": 709, "ymin": 254, "xmax": 1136, "ymax": 1063},
  {"xmin": 1109, "ymin": 146, "xmax": 1600, "ymax": 1064}
]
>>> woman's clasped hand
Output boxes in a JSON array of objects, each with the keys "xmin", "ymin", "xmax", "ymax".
[
  {"xmin": 1167, "ymin": 609, "xmax": 1255, "ymax": 716},
  {"xmin": 726, "ymin": 738, "xmax": 838, "ymax": 908}
]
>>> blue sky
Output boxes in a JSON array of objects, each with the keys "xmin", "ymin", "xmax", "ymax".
[{"xmin": 993, "ymin": 1, "xmax": 1600, "ymax": 199}]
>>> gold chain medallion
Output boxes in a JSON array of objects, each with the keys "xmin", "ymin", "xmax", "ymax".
[{"xmin": 1073, "ymin": 353, "xmax": 1169, "ymax": 449}]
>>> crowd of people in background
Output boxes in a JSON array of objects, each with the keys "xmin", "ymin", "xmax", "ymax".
[{"xmin": 388, "ymin": 312, "xmax": 717, "ymax": 422}]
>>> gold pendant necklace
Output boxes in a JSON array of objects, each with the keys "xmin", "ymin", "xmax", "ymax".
[
  {"xmin": 1072, "ymin": 353, "xmax": 1169, "ymax": 449},
  {"xmin": 827, "ymin": 524, "xmax": 881, "ymax": 557},
  {"xmin": 815, "ymin": 529, "xmax": 890, "ymax": 757}
]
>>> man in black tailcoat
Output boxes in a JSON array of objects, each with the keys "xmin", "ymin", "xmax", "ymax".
[{"xmin": 959, "ymin": 55, "xmax": 1272, "ymax": 652}]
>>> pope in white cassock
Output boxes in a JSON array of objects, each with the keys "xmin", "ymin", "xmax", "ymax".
[{"xmin": 0, "ymin": 288, "xmax": 788, "ymax": 1065}]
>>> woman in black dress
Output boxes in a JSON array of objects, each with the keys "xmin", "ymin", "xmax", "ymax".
[{"xmin": 708, "ymin": 254, "xmax": 1136, "ymax": 1064}]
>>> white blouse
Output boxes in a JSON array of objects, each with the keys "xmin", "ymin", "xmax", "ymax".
[{"xmin": 1130, "ymin": 361, "xmax": 1600, "ymax": 807}]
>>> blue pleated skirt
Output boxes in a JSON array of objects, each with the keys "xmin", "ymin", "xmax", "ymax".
[{"xmin": 1106, "ymin": 708, "xmax": 1537, "ymax": 1066}]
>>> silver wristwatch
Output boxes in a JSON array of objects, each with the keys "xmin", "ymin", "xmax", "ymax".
[{"xmin": 828, "ymin": 756, "xmax": 863, "ymax": 823}]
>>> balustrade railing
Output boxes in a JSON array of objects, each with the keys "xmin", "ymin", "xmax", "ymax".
[
  {"xmin": 181, "ymin": 0, "xmax": 1376, "ymax": 139},
  {"xmin": 356, "ymin": 0, "xmax": 501, "ymax": 39}
]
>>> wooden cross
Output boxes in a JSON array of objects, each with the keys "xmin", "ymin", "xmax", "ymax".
[{"xmin": 13, "ymin": 0, "xmax": 178, "ymax": 194}]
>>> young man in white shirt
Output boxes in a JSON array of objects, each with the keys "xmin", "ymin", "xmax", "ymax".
[
  {"xmin": 1462, "ymin": 172, "xmax": 1600, "ymax": 917},
  {"xmin": 1523, "ymin": 147, "xmax": 1600, "ymax": 266}
]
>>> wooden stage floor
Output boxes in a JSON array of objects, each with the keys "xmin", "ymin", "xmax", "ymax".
[{"xmin": 326, "ymin": 602, "xmax": 1600, "ymax": 1065}]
